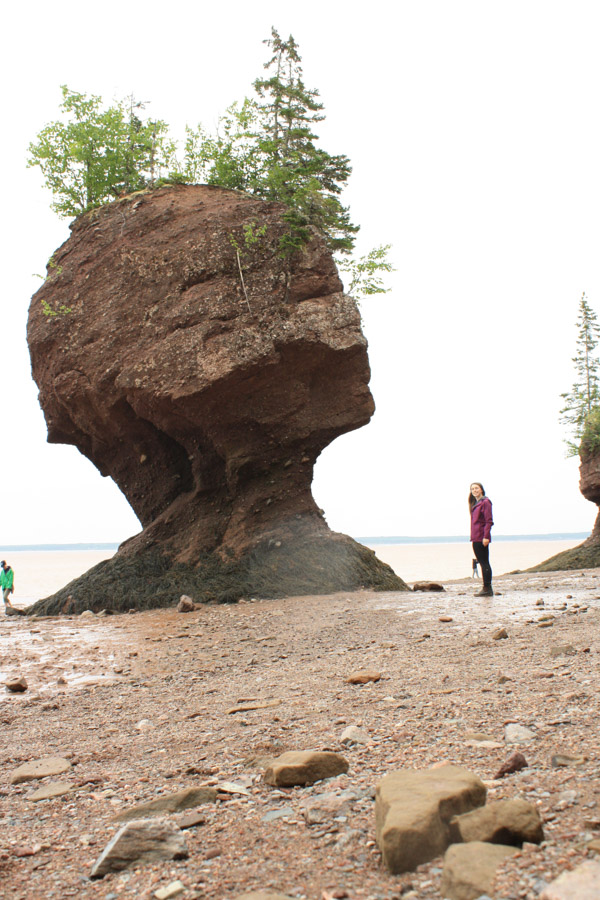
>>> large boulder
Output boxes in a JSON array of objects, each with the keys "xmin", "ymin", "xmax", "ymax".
[
  {"xmin": 27, "ymin": 185, "xmax": 406, "ymax": 613},
  {"xmin": 375, "ymin": 764, "xmax": 487, "ymax": 874}
]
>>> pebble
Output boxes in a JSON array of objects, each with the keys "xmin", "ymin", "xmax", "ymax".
[
  {"xmin": 340, "ymin": 726, "xmax": 369, "ymax": 745},
  {"xmin": 5, "ymin": 675, "xmax": 28, "ymax": 693},
  {"xmin": 154, "ymin": 881, "xmax": 185, "ymax": 900},
  {"xmin": 504, "ymin": 724, "xmax": 537, "ymax": 744},
  {"xmin": 346, "ymin": 670, "xmax": 381, "ymax": 684}
]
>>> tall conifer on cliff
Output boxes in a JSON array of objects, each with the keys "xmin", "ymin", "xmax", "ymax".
[{"xmin": 560, "ymin": 292, "xmax": 600, "ymax": 456}]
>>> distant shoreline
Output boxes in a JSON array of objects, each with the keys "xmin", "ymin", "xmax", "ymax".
[
  {"xmin": 0, "ymin": 533, "xmax": 590, "ymax": 551},
  {"xmin": 360, "ymin": 533, "xmax": 590, "ymax": 545}
]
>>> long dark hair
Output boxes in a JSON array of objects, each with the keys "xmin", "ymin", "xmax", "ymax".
[{"xmin": 468, "ymin": 482, "xmax": 485, "ymax": 512}]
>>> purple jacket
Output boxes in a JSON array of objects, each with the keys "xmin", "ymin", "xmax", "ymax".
[{"xmin": 471, "ymin": 497, "xmax": 493, "ymax": 542}]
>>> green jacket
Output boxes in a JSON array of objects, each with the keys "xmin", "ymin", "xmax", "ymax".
[{"xmin": 0, "ymin": 567, "xmax": 14, "ymax": 590}]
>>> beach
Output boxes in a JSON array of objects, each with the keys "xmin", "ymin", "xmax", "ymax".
[
  {"xmin": 1, "ymin": 538, "xmax": 586, "ymax": 607},
  {"xmin": 0, "ymin": 566, "xmax": 599, "ymax": 899}
]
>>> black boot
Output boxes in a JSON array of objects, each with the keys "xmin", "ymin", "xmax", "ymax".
[{"xmin": 476, "ymin": 586, "xmax": 494, "ymax": 597}]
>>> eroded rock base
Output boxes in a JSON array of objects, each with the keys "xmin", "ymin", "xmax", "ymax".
[
  {"xmin": 528, "ymin": 538, "xmax": 600, "ymax": 572},
  {"xmin": 27, "ymin": 534, "xmax": 407, "ymax": 616}
]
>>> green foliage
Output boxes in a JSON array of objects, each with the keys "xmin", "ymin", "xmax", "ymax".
[
  {"xmin": 180, "ymin": 28, "xmax": 357, "ymax": 257},
  {"xmin": 28, "ymin": 86, "xmax": 175, "ymax": 217},
  {"xmin": 560, "ymin": 292, "xmax": 600, "ymax": 456},
  {"xmin": 336, "ymin": 245, "xmax": 395, "ymax": 303},
  {"xmin": 40, "ymin": 298, "xmax": 72, "ymax": 317},
  {"xmin": 29, "ymin": 32, "xmax": 394, "ymax": 302},
  {"xmin": 580, "ymin": 407, "xmax": 600, "ymax": 460}
]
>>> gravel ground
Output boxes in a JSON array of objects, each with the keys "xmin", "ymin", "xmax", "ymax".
[{"xmin": 1, "ymin": 568, "xmax": 600, "ymax": 900}]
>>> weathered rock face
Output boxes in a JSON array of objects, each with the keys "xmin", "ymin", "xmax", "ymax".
[
  {"xmin": 531, "ymin": 450, "xmax": 600, "ymax": 571},
  {"xmin": 28, "ymin": 185, "xmax": 406, "ymax": 612}
]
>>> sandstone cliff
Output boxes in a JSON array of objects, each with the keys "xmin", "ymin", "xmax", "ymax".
[
  {"xmin": 28, "ymin": 185, "xmax": 406, "ymax": 613},
  {"xmin": 530, "ymin": 451, "xmax": 600, "ymax": 571}
]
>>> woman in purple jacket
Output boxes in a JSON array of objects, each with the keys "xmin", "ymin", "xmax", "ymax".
[{"xmin": 469, "ymin": 482, "xmax": 494, "ymax": 596}]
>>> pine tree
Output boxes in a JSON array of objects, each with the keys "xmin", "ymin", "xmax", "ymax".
[
  {"xmin": 560, "ymin": 292, "xmax": 600, "ymax": 456},
  {"xmin": 251, "ymin": 28, "xmax": 358, "ymax": 254}
]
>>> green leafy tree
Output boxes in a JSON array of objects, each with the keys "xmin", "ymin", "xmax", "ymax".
[
  {"xmin": 560, "ymin": 292, "xmax": 600, "ymax": 456},
  {"xmin": 28, "ymin": 86, "xmax": 174, "ymax": 217},
  {"xmin": 336, "ymin": 245, "xmax": 395, "ymax": 304}
]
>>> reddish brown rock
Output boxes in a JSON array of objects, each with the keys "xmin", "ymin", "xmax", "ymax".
[
  {"xmin": 494, "ymin": 751, "xmax": 528, "ymax": 779},
  {"xmin": 27, "ymin": 185, "xmax": 406, "ymax": 613}
]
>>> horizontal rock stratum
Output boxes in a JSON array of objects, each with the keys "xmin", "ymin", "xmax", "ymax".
[{"xmin": 28, "ymin": 185, "xmax": 406, "ymax": 613}]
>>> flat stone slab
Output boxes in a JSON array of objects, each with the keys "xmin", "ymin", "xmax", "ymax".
[
  {"xmin": 10, "ymin": 757, "xmax": 72, "ymax": 784},
  {"xmin": 376, "ymin": 764, "xmax": 487, "ymax": 874},
  {"xmin": 540, "ymin": 860, "xmax": 600, "ymax": 899},
  {"xmin": 28, "ymin": 782, "xmax": 73, "ymax": 802},
  {"xmin": 90, "ymin": 817, "xmax": 188, "ymax": 878},
  {"xmin": 263, "ymin": 751, "xmax": 349, "ymax": 786},
  {"xmin": 114, "ymin": 786, "xmax": 217, "ymax": 822},
  {"xmin": 441, "ymin": 841, "xmax": 519, "ymax": 900},
  {"xmin": 450, "ymin": 798, "xmax": 544, "ymax": 846}
]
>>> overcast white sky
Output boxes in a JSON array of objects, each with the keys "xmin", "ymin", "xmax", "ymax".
[{"xmin": 2, "ymin": 0, "xmax": 598, "ymax": 545}]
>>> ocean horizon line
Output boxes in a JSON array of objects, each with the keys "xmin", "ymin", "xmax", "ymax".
[
  {"xmin": 360, "ymin": 532, "xmax": 590, "ymax": 545},
  {"xmin": 0, "ymin": 532, "xmax": 590, "ymax": 552}
]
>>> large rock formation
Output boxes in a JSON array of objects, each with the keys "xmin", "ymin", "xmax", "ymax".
[
  {"xmin": 28, "ymin": 184, "xmax": 406, "ymax": 613},
  {"xmin": 530, "ymin": 451, "xmax": 599, "ymax": 571}
]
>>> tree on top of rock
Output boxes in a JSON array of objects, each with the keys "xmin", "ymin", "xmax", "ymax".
[
  {"xmin": 28, "ymin": 32, "xmax": 393, "ymax": 300},
  {"xmin": 182, "ymin": 28, "xmax": 358, "ymax": 256},
  {"xmin": 560, "ymin": 292, "xmax": 600, "ymax": 457},
  {"xmin": 252, "ymin": 28, "xmax": 357, "ymax": 255},
  {"xmin": 27, "ymin": 87, "xmax": 174, "ymax": 217}
]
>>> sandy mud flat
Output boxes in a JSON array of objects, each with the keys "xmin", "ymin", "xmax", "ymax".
[{"xmin": 1, "ymin": 567, "xmax": 600, "ymax": 899}]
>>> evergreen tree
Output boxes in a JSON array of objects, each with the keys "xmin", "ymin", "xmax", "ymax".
[
  {"xmin": 28, "ymin": 86, "xmax": 174, "ymax": 217},
  {"xmin": 251, "ymin": 28, "xmax": 357, "ymax": 254},
  {"xmin": 560, "ymin": 292, "xmax": 600, "ymax": 456}
]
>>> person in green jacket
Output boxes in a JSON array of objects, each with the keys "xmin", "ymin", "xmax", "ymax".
[{"xmin": 1, "ymin": 561, "xmax": 14, "ymax": 608}]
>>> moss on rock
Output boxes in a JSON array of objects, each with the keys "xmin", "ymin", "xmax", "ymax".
[{"xmin": 26, "ymin": 534, "xmax": 407, "ymax": 616}]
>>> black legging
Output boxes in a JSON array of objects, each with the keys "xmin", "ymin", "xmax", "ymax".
[{"xmin": 473, "ymin": 541, "xmax": 492, "ymax": 587}]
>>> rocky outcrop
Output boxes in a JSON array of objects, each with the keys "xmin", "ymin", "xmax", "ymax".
[
  {"xmin": 530, "ymin": 451, "xmax": 600, "ymax": 571},
  {"xmin": 27, "ymin": 185, "xmax": 406, "ymax": 613}
]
